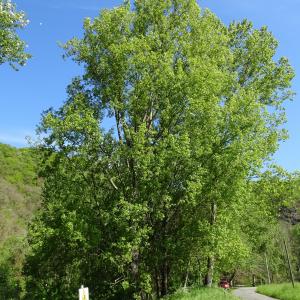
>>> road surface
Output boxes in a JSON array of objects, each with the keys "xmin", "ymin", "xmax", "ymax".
[{"xmin": 233, "ymin": 287, "xmax": 278, "ymax": 300}]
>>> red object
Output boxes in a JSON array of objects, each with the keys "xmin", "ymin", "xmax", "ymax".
[{"xmin": 219, "ymin": 279, "xmax": 230, "ymax": 289}]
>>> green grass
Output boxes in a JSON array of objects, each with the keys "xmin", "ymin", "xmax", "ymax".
[
  {"xmin": 257, "ymin": 283, "xmax": 300, "ymax": 300},
  {"xmin": 165, "ymin": 287, "xmax": 238, "ymax": 300}
]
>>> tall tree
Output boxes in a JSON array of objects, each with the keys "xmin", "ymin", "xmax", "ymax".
[
  {"xmin": 25, "ymin": 1, "xmax": 294, "ymax": 299},
  {"xmin": 0, "ymin": 0, "xmax": 30, "ymax": 69}
]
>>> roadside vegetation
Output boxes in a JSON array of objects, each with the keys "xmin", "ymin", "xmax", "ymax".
[
  {"xmin": 165, "ymin": 288, "xmax": 238, "ymax": 300},
  {"xmin": 257, "ymin": 283, "xmax": 300, "ymax": 300}
]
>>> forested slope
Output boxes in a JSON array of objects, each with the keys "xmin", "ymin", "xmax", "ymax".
[{"xmin": 0, "ymin": 143, "xmax": 40, "ymax": 299}]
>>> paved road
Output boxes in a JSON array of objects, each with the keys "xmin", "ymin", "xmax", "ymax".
[{"xmin": 233, "ymin": 287, "xmax": 278, "ymax": 300}]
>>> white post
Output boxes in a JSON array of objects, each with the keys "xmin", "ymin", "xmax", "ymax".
[{"xmin": 79, "ymin": 285, "xmax": 89, "ymax": 300}]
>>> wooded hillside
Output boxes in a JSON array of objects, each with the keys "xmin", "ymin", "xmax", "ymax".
[{"xmin": 0, "ymin": 143, "xmax": 40, "ymax": 299}]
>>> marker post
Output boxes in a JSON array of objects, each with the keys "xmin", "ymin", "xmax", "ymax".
[{"xmin": 79, "ymin": 285, "xmax": 89, "ymax": 300}]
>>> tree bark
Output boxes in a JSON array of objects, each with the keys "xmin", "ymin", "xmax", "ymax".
[
  {"xmin": 204, "ymin": 201, "xmax": 217, "ymax": 287},
  {"xmin": 184, "ymin": 270, "xmax": 189, "ymax": 289},
  {"xmin": 131, "ymin": 249, "xmax": 139, "ymax": 290},
  {"xmin": 184, "ymin": 260, "xmax": 190, "ymax": 289},
  {"xmin": 204, "ymin": 256, "xmax": 214, "ymax": 287},
  {"xmin": 154, "ymin": 269, "xmax": 160, "ymax": 298},
  {"xmin": 229, "ymin": 270, "xmax": 236, "ymax": 286},
  {"xmin": 264, "ymin": 252, "xmax": 271, "ymax": 284},
  {"xmin": 160, "ymin": 260, "xmax": 169, "ymax": 296}
]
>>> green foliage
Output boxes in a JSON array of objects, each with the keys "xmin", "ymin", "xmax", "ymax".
[
  {"xmin": 0, "ymin": 143, "xmax": 40, "ymax": 299},
  {"xmin": 0, "ymin": 0, "xmax": 31, "ymax": 69},
  {"xmin": 0, "ymin": 237, "xmax": 27, "ymax": 300},
  {"xmin": 257, "ymin": 283, "xmax": 300, "ymax": 300},
  {"xmin": 25, "ymin": 0, "xmax": 294, "ymax": 299},
  {"xmin": 164, "ymin": 288, "xmax": 238, "ymax": 300},
  {"xmin": 0, "ymin": 143, "xmax": 38, "ymax": 187},
  {"xmin": 288, "ymin": 221, "xmax": 300, "ymax": 281},
  {"xmin": 233, "ymin": 168, "xmax": 300, "ymax": 285}
]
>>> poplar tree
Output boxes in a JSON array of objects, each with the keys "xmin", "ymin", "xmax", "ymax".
[{"xmin": 25, "ymin": 1, "xmax": 294, "ymax": 299}]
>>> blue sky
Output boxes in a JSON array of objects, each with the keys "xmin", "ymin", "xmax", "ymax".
[{"xmin": 0, "ymin": 0, "xmax": 299, "ymax": 171}]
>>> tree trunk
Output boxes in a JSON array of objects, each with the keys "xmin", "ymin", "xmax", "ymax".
[
  {"xmin": 252, "ymin": 274, "xmax": 256, "ymax": 287},
  {"xmin": 204, "ymin": 256, "xmax": 214, "ymax": 287},
  {"xmin": 204, "ymin": 201, "xmax": 217, "ymax": 287},
  {"xmin": 160, "ymin": 261, "xmax": 169, "ymax": 296},
  {"xmin": 154, "ymin": 269, "xmax": 160, "ymax": 298},
  {"xmin": 264, "ymin": 253, "xmax": 271, "ymax": 284},
  {"xmin": 184, "ymin": 270, "xmax": 189, "ymax": 289},
  {"xmin": 131, "ymin": 249, "xmax": 139, "ymax": 292},
  {"xmin": 184, "ymin": 260, "xmax": 190, "ymax": 289},
  {"xmin": 229, "ymin": 270, "xmax": 236, "ymax": 282}
]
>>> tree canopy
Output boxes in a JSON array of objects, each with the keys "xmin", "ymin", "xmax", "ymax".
[
  {"xmin": 0, "ymin": 0, "xmax": 30, "ymax": 69},
  {"xmin": 24, "ymin": 1, "xmax": 294, "ymax": 299}
]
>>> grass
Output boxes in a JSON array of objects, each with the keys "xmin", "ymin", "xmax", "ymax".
[
  {"xmin": 165, "ymin": 287, "xmax": 238, "ymax": 300},
  {"xmin": 257, "ymin": 283, "xmax": 300, "ymax": 300}
]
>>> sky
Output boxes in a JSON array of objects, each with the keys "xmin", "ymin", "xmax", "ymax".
[{"xmin": 0, "ymin": 0, "xmax": 299, "ymax": 171}]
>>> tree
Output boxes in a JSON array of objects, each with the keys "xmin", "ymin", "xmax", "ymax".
[
  {"xmin": 0, "ymin": 0, "xmax": 30, "ymax": 69},
  {"xmin": 233, "ymin": 168, "xmax": 300, "ymax": 285},
  {"xmin": 0, "ymin": 143, "xmax": 40, "ymax": 299},
  {"xmin": 25, "ymin": 1, "xmax": 294, "ymax": 299}
]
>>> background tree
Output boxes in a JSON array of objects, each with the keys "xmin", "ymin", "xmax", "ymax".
[
  {"xmin": 0, "ymin": 143, "xmax": 40, "ymax": 299},
  {"xmin": 234, "ymin": 168, "xmax": 300, "ymax": 285},
  {"xmin": 25, "ymin": 1, "xmax": 294, "ymax": 299},
  {"xmin": 0, "ymin": 0, "xmax": 30, "ymax": 69},
  {"xmin": 0, "ymin": 2, "xmax": 31, "ymax": 294}
]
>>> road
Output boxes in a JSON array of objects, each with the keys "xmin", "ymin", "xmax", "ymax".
[{"xmin": 233, "ymin": 287, "xmax": 278, "ymax": 300}]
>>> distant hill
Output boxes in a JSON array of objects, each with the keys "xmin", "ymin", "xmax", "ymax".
[
  {"xmin": 0, "ymin": 143, "xmax": 38, "ymax": 186},
  {"xmin": 0, "ymin": 143, "xmax": 41, "ymax": 299}
]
